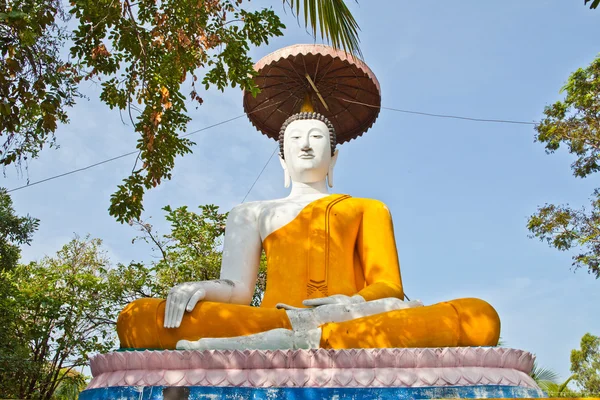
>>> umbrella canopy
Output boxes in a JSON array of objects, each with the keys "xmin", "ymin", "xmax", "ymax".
[{"xmin": 243, "ymin": 44, "xmax": 381, "ymax": 144}]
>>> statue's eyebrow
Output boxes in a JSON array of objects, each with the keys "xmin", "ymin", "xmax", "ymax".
[
  {"xmin": 308, "ymin": 127, "xmax": 326, "ymax": 135},
  {"xmin": 286, "ymin": 128, "xmax": 302, "ymax": 136}
]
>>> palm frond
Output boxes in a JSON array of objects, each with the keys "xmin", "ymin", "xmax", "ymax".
[
  {"xmin": 530, "ymin": 361, "xmax": 560, "ymax": 385},
  {"xmin": 538, "ymin": 380, "xmax": 560, "ymax": 395},
  {"xmin": 585, "ymin": 0, "xmax": 600, "ymax": 10},
  {"xmin": 284, "ymin": 0, "xmax": 362, "ymax": 58}
]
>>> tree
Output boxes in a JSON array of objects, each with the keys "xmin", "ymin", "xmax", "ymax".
[
  {"xmin": 585, "ymin": 0, "xmax": 599, "ymax": 9},
  {"xmin": 1, "ymin": 0, "xmax": 360, "ymax": 223},
  {"xmin": 51, "ymin": 369, "xmax": 88, "ymax": 400},
  {"xmin": 571, "ymin": 333, "xmax": 600, "ymax": 396},
  {"xmin": 0, "ymin": 237, "xmax": 127, "ymax": 399},
  {"xmin": 0, "ymin": 201, "xmax": 265, "ymax": 398},
  {"xmin": 528, "ymin": 55, "xmax": 600, "ymax": 279},
  {"xmin": 0, "ymin": 187, "xmax": 39, "ymax": 271},
  {"xmin": 0, "ymin": 0, "xmax": 79, "ymax": 167},
  {"xmin": 125, "ymin": 204, "xmax": 267, "ymax": 305}
]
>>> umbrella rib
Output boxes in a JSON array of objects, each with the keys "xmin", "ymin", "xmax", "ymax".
[
  {"xmin": 258, "ymin": 81, "xmax": 304, "ymax": 91},
  {"xmin": 315, "ymin": 57, "xmax": 336, "ymax": 86},
  {"xmin": 330, "ymin": 96, "xmax": 362, "ymax": 123},
  {"xmin": 262, "ymin": 84, "xmax": 306, "ymax": 122},
  {"xmin": 313, "ymin": 54, "xmax": 322, "ymax": 83},
  {"xmin": 319, "ymin": 64, "xmax": 358, "ymax": 77},
  {"xmin": 330, "ymin": 95, "xmax": 378, "ymax": 135},
  {"xmin": 316, "ymin": 80, "xmax": 380, "ymax": 98},
  {"xmin": 319, "ymin": 75, "xmax": 375, "ymax": 81},
  {"xmin": 284, "ymin": 58, "xmax": 307, "ymax": 83}
]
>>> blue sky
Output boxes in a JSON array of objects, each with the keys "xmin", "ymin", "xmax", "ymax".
[{"xmin": 4, "ymin": 0, "xmax": 599, "ymax": 381}]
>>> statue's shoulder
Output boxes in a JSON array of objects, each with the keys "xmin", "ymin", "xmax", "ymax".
[
  {"xmin": 228, "ymin": 200, "xmax": 279, "ymax": 221},
  {"xmin": 342, "ymin": 197, "xmax": 393, "ymax": 219},
  {"xmin": 346, "ymin": 196, "xmax": 390, "ymax": 210}
]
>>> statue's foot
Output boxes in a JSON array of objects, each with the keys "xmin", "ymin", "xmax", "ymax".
[
  {"xmin": 177, "ymin": 339, "xmax": 209, "ymax": 351},
  {"xmin": 175, "ymin": 328, "xmax": 322, "ymax": 351}
]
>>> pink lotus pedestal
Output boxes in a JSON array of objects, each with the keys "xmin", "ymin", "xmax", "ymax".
[{"xmin": 79, "ymin": 347, "xmax": 545, "ymax": 399}]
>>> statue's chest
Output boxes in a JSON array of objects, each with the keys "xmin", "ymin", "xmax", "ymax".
[
  {"xmin": 257, "ymin": 201, "xmax": 314, "ymax": 241},
  {"xmin": 258, "ymin": 195, "xmax": 361, "ymax": 244}
]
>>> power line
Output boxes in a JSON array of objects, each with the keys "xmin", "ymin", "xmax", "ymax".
[
  {"xmin": 7, "ymin": 114, "xmax": 247, "ymax": 193},
  {"xmin": 7, "ymin": 102, "xmax": 537, "ymax": 194},
  {"xmin": 336, "ymin": 97, "xmax": 537, "ymax": 125},
  {"xmin": 241, "ymin": 145, "xmax": 278, "ymax": 203}
]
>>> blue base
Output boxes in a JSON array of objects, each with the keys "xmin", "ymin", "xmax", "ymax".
[{"xmin": 79, "ymin": 385, "xmax": 545, "ymax": 399}]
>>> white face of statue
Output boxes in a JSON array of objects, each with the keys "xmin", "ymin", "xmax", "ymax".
[{"xmin": 280, "ymin": 119, "xmax": 337, "ymax": 184}]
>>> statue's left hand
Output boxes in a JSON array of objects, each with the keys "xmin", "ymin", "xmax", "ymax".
[
  {"xmin": 302, "ymin": 294, "xmax": 365, "ymax": 307},
  {"xmin": 164, "ymin": 282, "xmax": 207, "ymax": 328}
]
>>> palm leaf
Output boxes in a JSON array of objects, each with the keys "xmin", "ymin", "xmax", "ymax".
[
  {"xmin": 284, "ymin": 0, "xmax": 362, "ymax": 58},
  {"xmin": 530, "ymin": 361, "xmax": 560, "ymax": 385},
  {"xmin": 585, "ymin": 0, "xmax": 600, "ymax": 9}
]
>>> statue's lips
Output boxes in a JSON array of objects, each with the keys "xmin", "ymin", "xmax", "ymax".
[{"xmin": 298, "ymin": 154, "xmax": 314, "ymax": 159}]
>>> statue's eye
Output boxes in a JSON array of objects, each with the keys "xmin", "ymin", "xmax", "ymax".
[
  {"xmin": 311, "ymin": 134, "xmax": 323, "ymax": 139},
  {"xmin": 291, "ymin": 136, "xmax": 301, "ymax": 139}
]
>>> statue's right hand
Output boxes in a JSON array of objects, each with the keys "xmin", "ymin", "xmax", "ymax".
[{"xmin": 164, "ymin": 282, "xmax": 206, "ymax": 328}]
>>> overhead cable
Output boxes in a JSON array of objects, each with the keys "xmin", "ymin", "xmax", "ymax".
[{"xmin": 7, "ymin": 102, "xmax": 537, "ymax": 194}]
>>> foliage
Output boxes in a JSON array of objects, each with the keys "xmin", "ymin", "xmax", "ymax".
[
  {"xmin": 69, "ymin": 0, "xmax": 288, "ymax": 223},
  {"xmin": 0, "ymin": 202, "xmax": 267, "ymax": 398},
  {"xmin": 1, "ymin": 0, "xmax": 361, "ymax": 223},
  {"xmin": 571, "ymin": 333, "xmax": 600, "ymax": 395},
  {"xmin": 0, "ymin": 187, "xmax": 39, "ymax": 271},
  {"xmin": 0, "ymin": 0, "xmax": 80, "ymax": 167},
  {"xmin": 125, "ymin": 204, "xmax": 267, "ymax": 305},
  {"xmin": 0, "ymin": 236, "xmax": 127, "ymax": 399},
  {"xmin": 538, "ymin": 378, "xmax": 582, "ymax": 398},
  {"xmin": 51, "ymin": 368, "xmax": 88, "ymax": 400},
  {"xmin": 530, "ymin": 360, "xmax": 560, "ymax": 387},
  {"xmin": 284, "ymin": 0, "xmax": 360, "ymax": 57},
  {"xmin": 130, "ymin": 204, "xmax": 228, "ymax": 296},
  {"xmin": 528, "ymin": 55, "xmax": 600, "ymax": 278},
  {"xmin": 585, "ymin": 0, "xmax": 599, "ymax": 9}
]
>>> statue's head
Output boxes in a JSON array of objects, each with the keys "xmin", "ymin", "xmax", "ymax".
[{"xmin": 278, "ymin": 112, "xmax": 339, "ymax": 188}]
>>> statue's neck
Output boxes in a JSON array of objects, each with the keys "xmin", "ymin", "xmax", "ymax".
[{"xmin": 287, "ymin": 180, "xmax": 329, "ymax": 199}]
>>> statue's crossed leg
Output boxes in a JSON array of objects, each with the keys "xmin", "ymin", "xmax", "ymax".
[{"xmin": 176, "ymin": 298, "xmax": 423, "ymax": 350}]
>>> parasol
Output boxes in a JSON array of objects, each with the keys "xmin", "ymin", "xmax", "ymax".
[{"xmin": 243, "ymin": 44, "xmax": 381, "ymax": 144}]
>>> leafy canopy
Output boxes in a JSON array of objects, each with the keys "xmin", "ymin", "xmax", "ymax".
[
  {"xmin": 0, "ymin": 201, "xmax": 262, "ymax": 398},
  {"xmin": 0, "ymin": 0, "xmax": 79, "ymax": 167},
  {"xmin": 0, "ymin": 237, "xmax": 123, "ymax": 399},
  {"xmin": 571, "ymin": 333, "xmax": 600, "ymax": 395},
  {"xmin": 528, "ymin": 55, "xmax": 600, "ymax": 278},
  {"xmin": 1, "ymin": 0, "xmax": 361, "ymax": 223},
  {"xmin": 0, "ymin": 187, "xmax": 38, "ymax": 271}
]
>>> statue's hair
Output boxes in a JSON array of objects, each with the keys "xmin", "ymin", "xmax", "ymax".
[{"xmin": 279, "ymin": 112, "xmax": 336, "ymax": 159}]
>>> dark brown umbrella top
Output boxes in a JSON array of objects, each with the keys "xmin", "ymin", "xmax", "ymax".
[{"xmin": 243, "ymin": 44, "xmax": 381, "ymax": 144}]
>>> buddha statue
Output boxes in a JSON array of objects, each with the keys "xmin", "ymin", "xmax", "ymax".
[{"xmin": 117, "ymin": 110, "xmax": 500, "ymax": 351}]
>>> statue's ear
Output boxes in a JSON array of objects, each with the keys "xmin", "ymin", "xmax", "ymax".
[
  {"xmin": 279, "ymin": 155, "xmax": 291, "ymax": 188},
  {"xmin": 327, "ymin": 149, "xmax": 339, "ymax": 188},
  {"xmin": 331, "ymin": 149, "xmax": 339, "ymax": 168}
]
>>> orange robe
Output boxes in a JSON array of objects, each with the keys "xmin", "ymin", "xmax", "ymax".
[{"xmin": 117, "ymin": 194, "xmax": 500, "ymax": 349}]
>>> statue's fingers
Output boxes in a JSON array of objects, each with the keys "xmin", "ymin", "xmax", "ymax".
[
  {"xmin": 164, "ymin": 292, "xmax": 175, "ymax": 328},
  {"xmin": 186, "ymin": 289, "xmax": 205, "ymax": 312},
  {"xmin": 303, "ymin": 298, "xmax": 333, "ymax": 307},
  {"xmin": 174, "ymin": 294, "xmax": 187, "ymax": 328},
  {"xmin": 167, "ymin": 290, "xmax": 183, "ymax": 328},
  {"xmin": 276, "ymin": 303, "xmax": 304, "ymax": 310}
]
